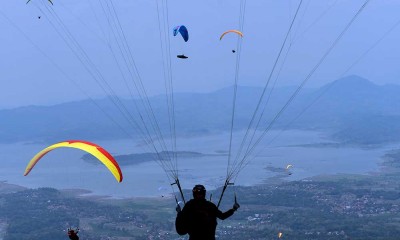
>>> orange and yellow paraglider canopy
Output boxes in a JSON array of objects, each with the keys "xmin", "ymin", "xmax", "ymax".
[{"xmin": 220, "ymin": 30, "xmax": 244, "ymax": 40}]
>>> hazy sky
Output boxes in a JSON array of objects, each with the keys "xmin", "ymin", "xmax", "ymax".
[{"xmin": 1, "ymin": 0, "xmax": 400, "ymax": 108}]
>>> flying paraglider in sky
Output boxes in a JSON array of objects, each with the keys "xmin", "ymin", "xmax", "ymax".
[
  {"xmin": 173, "ymin": 25, "xmax": 189, "ymax": 59},
  {"xmin": 24, "ymin": 140, "xmax": 123, "ymax": 182},
  {"xmin": 220, "ymin": 30, "xmax": 243, "ymax": 53},
  {"xmin": 285, "ymin": 164, "xmax": 293, "ymax": 175},
  {"xmin": 26, "ymin": 0, "xmax": 53, "ymax": 5},
  {"xmin": 158, "ymin": 186, "xmax": 169, "ymax": 198}
]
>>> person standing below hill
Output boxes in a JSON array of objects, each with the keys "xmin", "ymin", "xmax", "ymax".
[{"xmin": 175, "ymin": 184, "xmax": 240, "ymax": 240}]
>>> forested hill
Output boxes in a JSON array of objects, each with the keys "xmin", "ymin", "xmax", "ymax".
[{"xmin": 1, "ymin": 75, "xmax": 399, "ymax": 145}]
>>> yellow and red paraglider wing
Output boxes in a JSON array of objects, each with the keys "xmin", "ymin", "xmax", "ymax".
[
  {"xmin": 219, "ymin": 30, "xmax": 243, "ymax": 40},
  {"xmin": 24, "ymin": 140, "xmax": 123, "ymax": 182}
]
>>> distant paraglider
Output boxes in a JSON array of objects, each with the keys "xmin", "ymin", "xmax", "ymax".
[
  {"xmin": 26, "ymin": 0, "xmax": 53, "ymax": 5},
  {"xmin": 24, "ymin": 140, "xmax": 123, "ymax": 182},
  {"xmin": 220, "ymin": 30, "xmax": 243, "ymax": 53},
  {"xmin": 173, "ymin": 25, "xmax": 189, "ymax": 59},
  {"xmin": 158, "ymin": 186, "xmax": 169, "ymax": 198},
  {"xmin": 285, "ymin": 164, "xmax": 293, "ymax": 175}
]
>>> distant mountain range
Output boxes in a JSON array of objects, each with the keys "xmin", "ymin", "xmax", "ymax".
[{"xmin": 2, "ymin": 75, "xmax": 399, "ymax": 145}]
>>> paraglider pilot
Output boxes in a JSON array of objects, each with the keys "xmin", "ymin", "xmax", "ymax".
[
  {"xmin": 175, "ymin": 184, "xmax": 240, "ymax": 240},
  {"xmin": 67, "ymin": 227, "xmax": 79, "ymax": 240}
]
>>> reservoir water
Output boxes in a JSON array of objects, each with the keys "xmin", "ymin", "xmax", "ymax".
[{"xmin": 0, "ymin": 130, "xmax": 395, "ymax": 199}]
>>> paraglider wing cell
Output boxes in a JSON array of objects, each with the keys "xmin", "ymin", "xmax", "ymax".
[
  {"xmin": 24, "ymin": 140, "xmax": 123, "ymax": 182},
  {"xmin": 173, "ymin": 26, "xmax": 180, "ymax": 36},
  {"xmin": 173, "ymin": 25, "xmax": 189, "ymax": 42}
]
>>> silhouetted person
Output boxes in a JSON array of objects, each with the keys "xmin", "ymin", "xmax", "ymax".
[
  {"xmin": 67, "ymin": 228, "xmax": 79, "ymax": 240},
  {"xmin": 175, "ymin": 184, "xmax": 240, "ymax": 240}
]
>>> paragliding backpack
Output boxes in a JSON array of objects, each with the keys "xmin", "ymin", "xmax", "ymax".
[{"xmin": 175, "ymin": 211, "xmax": 188, "ymax": 235}]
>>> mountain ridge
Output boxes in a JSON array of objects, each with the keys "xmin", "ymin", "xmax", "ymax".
[{"xmin": 1, "ymin": 75, "xmax": 398, "ymax": 145}]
